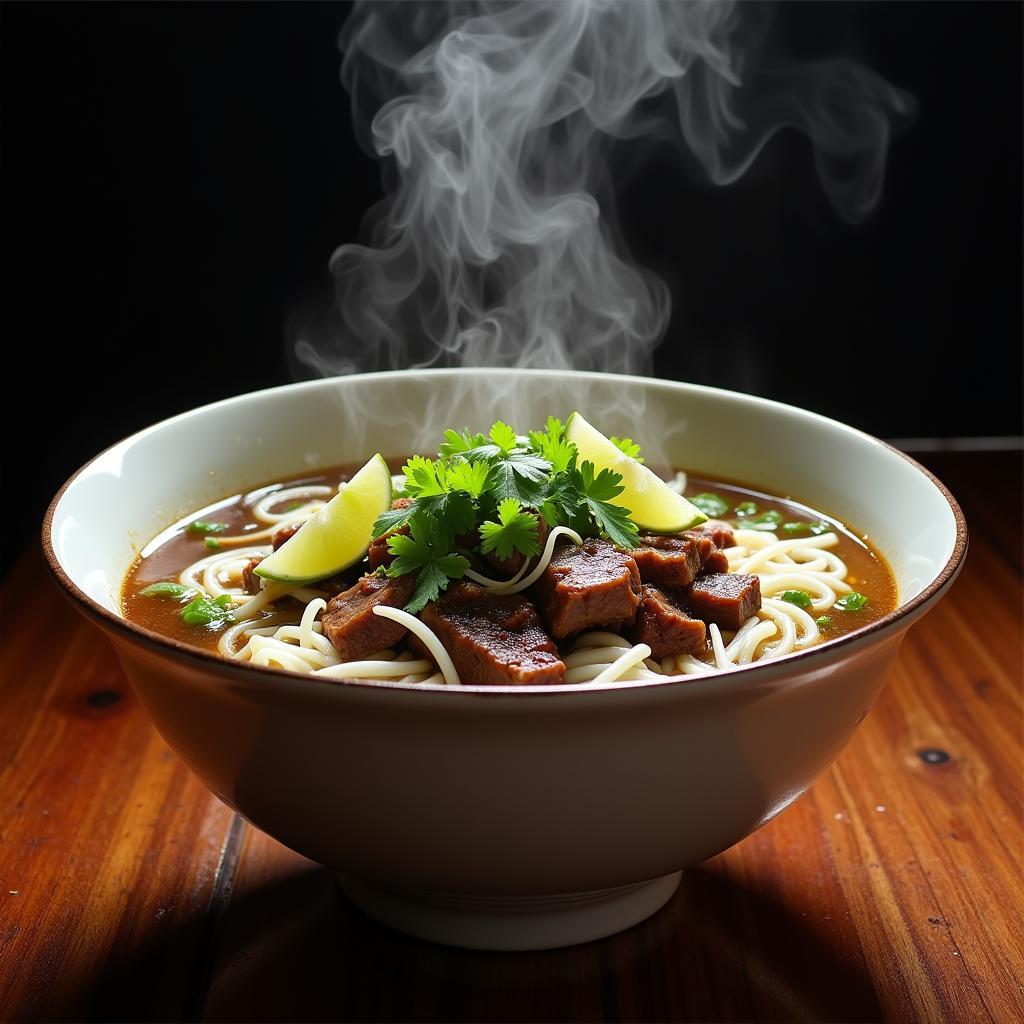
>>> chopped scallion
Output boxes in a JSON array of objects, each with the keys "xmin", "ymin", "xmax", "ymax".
[
  {"xmin": 186, "ymin": 520, "xmax": 228, "ymax": 536},
  {"xmin": 734, "ymin": 500, "xmax": 758, "ymax": 517},
  {"xmin": 690, "ymin": 492, "xmax": 729, "ymax": 517},
  {"xmin": 815, "ymin": 615, "xmax": 832, "ymax": 628},
  {"xmin": 780, "ymin": 589, "xmax": 812, "ymax": 609},
  {"xmin": 180, "ymin": 593, "xmax": 234, "ymax": 628},
  {"xmin": 743, "ymin": 509, "xmax": 784, "ymax": 531},
  {"xmin": 835, "ymin": 592, "xmax": 869, "ymax": 612},
  {"xmin": 139, "ymin": 582, "xmax": 195, "ymax": 601}
]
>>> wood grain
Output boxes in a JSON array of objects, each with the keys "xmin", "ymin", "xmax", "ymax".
[
  {"xmin": 0, "ymin": 551, "xmax": 237, "ymax": 1023},
  {"xmin": 2, "ymin": 451, "xmax": 1021, "ymax": 1022}
]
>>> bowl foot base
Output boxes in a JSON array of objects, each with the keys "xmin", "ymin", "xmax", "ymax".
[{"xmin": 338, "ymin": 870, "xmax": 682, "ymax": 951}]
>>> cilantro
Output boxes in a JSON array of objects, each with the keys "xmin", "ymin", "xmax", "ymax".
[
  {"xmin": 438, "ymin": 428, "xmax": 488, "ymax": 459},
  {"xmin": 529, "ymin": 416, "xmax": 577, "ymax": 473},
  {"xmin": 401, "ymin": 455, "xmax": 448, "ymax": 497},
  {"xmin": 463, "ymin": 421, "xmax": 520, "ymax": 460},
  {"xmin": 372, "ymin": 502, "xmax": 418, "ymax": 539},
  {"xmin": 385, "ymin": 514, "xmax": 470, "ymax": 614},
  {"xmin": 443, "ymin": 458, "xmax": 490, "ymax": 499},
  {"xmin": 610, "ymin": 436, "xmax": 643, "ymax": 463},
  {"xmin": 479, "ymin": 499, "xmax": 542, "ymax": 560},
  {"xmin": 486, "ymin": 451, "xmax": 550, "ymax": 505},
  {"xmin": 566, "ymin": 460, "xmax": 639, "ymax": 548},
  {"xmin": 374, "ymin": 416, "xmax": 652, "ymax": 607},
  {"xmin": 414, "ymin": 490, "xmax": 477, "ymax": 548}
]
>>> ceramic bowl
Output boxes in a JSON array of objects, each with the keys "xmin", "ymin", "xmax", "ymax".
[{"xmin": 43, "ymin": 369, "xmax": 966, "ymax": 950}]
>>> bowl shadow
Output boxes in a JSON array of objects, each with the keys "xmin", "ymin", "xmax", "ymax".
[{"xmin": 68, "ymin": 852, "xmax": 882, "ymax": 1023}]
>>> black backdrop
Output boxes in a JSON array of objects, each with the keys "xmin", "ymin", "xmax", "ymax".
[{"xmin": 3, "ymin": 1, "xmax": 1021, "ymax": 573}]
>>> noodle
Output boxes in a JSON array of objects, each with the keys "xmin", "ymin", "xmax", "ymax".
[{"xmin": 563, "ymin": 632, "xmax": 664, "ymax": 684}]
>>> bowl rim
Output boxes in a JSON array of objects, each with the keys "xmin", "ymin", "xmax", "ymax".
[{"xmin": 41, "ymin": 369, "xmax": 969, "ymax": 698}]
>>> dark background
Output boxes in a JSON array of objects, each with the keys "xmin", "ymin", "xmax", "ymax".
[{"xmin": 3, "ymin": 2, "xmax": 1021, "ymax": 573}]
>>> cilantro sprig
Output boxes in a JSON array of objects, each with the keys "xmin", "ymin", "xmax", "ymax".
[
  {"xmin": 371, "ymin": 417, "xmax": 642, "ymax": 612},
  {"xmin": 479, "ymin": 499, "xmax": 542, "ymax": 561},
  {"xmin": 385, "ymin": 514, "xmax": 470, "ymax": 614}
]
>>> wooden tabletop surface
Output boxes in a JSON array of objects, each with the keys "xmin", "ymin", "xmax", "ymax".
[{"xmin": 2, "ymin": 451, "xmax": 1021, "ymax": 1024}]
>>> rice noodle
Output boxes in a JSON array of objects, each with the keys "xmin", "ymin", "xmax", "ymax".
[
  {"xmin": 179, "ymin": 546, "xmax": 269, "ymax": 597},
  {"xmin": 468, "ymin": 526, "xmax": 584, "ymax": 595},
  {"xmin": 371, "ymin": 605, "xmax": 461, "ymax": 686},
  {"xmin": 250, "ymin": 485, "xmax": 333, "ymax": 524},
  {"xmin": 563, "ymin": 632, "xmax": 664, "ymax": 684}
]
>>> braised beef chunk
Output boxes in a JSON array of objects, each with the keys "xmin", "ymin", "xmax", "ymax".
[
  {"xmin": 702, "ymin": 548, "xmax": 730, "ymax": 574},
  {"xmin": 684, "ymin": 573, "xmax": 761, "ymax": 631},
  {"xmin": 367, "ymin": 498, "xmax": 414, "ymax": 571},
  {"xmin": 413, "ymin": 581, "xmax": 564, "ymax": 686},
  {"xmin": 630, "ymin": 529, "xmax": 732, "ymax": 588},
  {"xmin": 242, "ymin": 556, "xmax": 263, "ymax": 595},
  {"xmin": 272, "ymin": 522, "xmax": 303, "ymax": 550},
  {"xmin": 628, "ymin": 584, "xmax": 707, "ymax": 658},
  {"xmin": 532, "ymin": 539, "xmax": 641, "ymax": 639},
  {"xmin": 688, "ymin": 522, "xmax": 736, "ymax": 550},
  {"xmin": 484, "ymin": 516, "xmax": 549, "ymax": 578},
  {"xmin": 321, "ymin": 572, "xmax": 415, "ymax": 661},
  {"xmin": 631, "ymin": 534, "xmax": 704, "ymax": 589}
]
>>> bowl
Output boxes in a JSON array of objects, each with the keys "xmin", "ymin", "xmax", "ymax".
[{"xmin": 43, "ymin": 369, "xmax": 967, "ymax": 950}]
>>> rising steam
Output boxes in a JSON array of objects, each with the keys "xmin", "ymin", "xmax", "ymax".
[{"xmin": 292, "ymin": 0, "xmax": 913, "ymax": 378}]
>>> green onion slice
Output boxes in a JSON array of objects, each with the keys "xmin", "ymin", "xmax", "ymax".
[{"xmin": 690, "ymin": 493, "xmax": 729, "ymax": 517}]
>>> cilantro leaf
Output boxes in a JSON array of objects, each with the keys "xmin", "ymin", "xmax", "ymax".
[
  {"xmin": 462, "ymin": 420, "xmax": 525, "ymax": 462},
  {"xmin": 528, "ymin": 417, "xmax": 577, "ymax": 473},
  {"xmin": 405, "ymin": 559, "xmax": 468, "ymax": 616},
  {"xmin": 610, "ymin": 436, "xmax": 643, "ymax": 463},
  {"xmin": 385, "ymin": 514, "xmax": 470, "ymax": 614},
  {"xmin": 487, "ymin": 451, "xmax": 551, "ymax": 504},
  {"xmin": 372, "ymin": 502, "xmax": 417, "ymax": 539},
  {"xmin": 401, "ymin": 455, "xmax": 447, "ymax": 497},
  {"xmin": 488, "ymin": 421, "xmax": 518, "ymax": 454},
  {"xmin": 572, "ymin": 460, "xmax": 639, "ymax": 548},
  {"xmin": 576, "ymin": 460, "xmax": 624, "ymax": 502},
  {"xmin": 443, "ymin": 458, "xmax": 490, "ymax": 499},
  {"xmin": 479, "ymin": 498, "xmax": 542, "ymax": 560},
  {"xmin": 415, "ymin": 491, "xmax": 477, "ymax": 548},
  {"xmin": 438, "ymin": 428, "xmax": 488, "ymax": 459}
]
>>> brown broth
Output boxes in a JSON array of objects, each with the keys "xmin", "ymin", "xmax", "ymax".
[{"xmin": 122, "ymin": 461, "xmax": 898, "ymax": 664}]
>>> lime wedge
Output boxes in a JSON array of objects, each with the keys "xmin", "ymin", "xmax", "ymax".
[
  {"xmin": 254, "ymin": 453, "xmax": 392, "ymax": 584},
  {"xmin": 565, "ymin": 412, "xmax": 707, "ymax": 533}
]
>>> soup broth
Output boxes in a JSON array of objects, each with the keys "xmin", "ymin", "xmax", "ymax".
[{"xmin": 123, "ymin": 460, "xmax": 897, "ymax": 683}]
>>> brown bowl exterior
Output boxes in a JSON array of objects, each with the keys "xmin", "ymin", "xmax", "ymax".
[{"xmin": 105, "ymin": 615, "xmax": 905, "ymax": 895}]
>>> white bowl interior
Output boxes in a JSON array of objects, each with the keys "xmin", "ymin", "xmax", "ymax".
[{"xmin": 50, "ymin": 370, "xmax": 958, "ymax": 613}]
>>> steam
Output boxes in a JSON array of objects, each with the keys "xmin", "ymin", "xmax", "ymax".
[{"xmin": 292, "ymin": 0, "xmax": 913, "ymax": 378}]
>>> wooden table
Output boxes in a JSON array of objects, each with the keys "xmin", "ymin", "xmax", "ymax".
[{"xmin": 2, "ymin": 452, "xmax": 1021, "ymax": 1023}]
